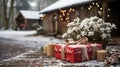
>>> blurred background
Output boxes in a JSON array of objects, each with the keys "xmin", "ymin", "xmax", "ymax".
[{"xmin": 0, "ymin": 0, "xmax": 57, "ymax": 30}]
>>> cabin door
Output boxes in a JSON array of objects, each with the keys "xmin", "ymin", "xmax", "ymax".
[{"xmin": 53, "ymin": 20, "xmax": 58, "ymax": 33}]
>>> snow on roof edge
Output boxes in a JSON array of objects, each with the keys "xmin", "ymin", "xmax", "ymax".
[
  {"xmin": 20, "ymin": 10, "xmax": 43, "ymax": 19},
  {"xmin": 39, "ymin": 0, "xmax": 92, "ymax": 14}
]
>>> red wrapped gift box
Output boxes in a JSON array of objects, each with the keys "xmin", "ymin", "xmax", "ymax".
[
  {"xmin": 54, "ymin": 44, "xmax": 66, "ymax": 59},
  {"xmin": 54, "ymin": 43, "xmax": 102, "ymax": 63},
  {"xmin": 89, "ymin": 43, "xmax": 102, "ymax": 59},
  {"xmin": 65, "ymin": 45, "xmax": 82, "ymax": 63}
]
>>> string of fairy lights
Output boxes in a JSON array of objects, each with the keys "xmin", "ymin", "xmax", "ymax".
[
  {"xmin": 42, "ymin": 2, "xmax": 111, "ymax": 21},
  {"xmin": 59, "ymin": 8, "xmax": 75, "ymax": 22},
  {"xmin": 88, "ymin": 2, "xmax": 111, "ymax": 18}
]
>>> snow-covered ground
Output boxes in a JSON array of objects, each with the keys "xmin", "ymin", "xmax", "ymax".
[
  {"xmin": 0, "ymin": 30, "xmax": 64, "ymax": 63},
  {"xmin": 0, "ymin": 30, "xmax": 64, "ymax": 49},
  {"xmin": 0, "ymin": 30, "xmax": 120, "ymax": 67},
  {"xmin": 0, "ymin": 30, "xmax": 36, "ymax": 36}
]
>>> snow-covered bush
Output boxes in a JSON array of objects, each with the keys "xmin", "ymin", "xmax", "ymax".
[
  {"xmin": 62, "ymin": 17, "xmax": 81, "ymax": 40},
  {"xmin": 62, "ymin": 16, "xmax": 117, "ymax": 42},
  {"xmin": 32, "ymin": 23, "xmax": 43, "ymax": 34}
]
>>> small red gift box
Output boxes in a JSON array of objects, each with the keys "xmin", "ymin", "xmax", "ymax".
[
  {"xmin": 65, "ymin": 45, "xmax": 82, "ymax": 63},
  {"xmin": 54, "ymin": 44, "xmax": 66, "ymax": 59},
  {"xmin": 89, "ymin": 43, "xmax": 102, "ymax": 60}
]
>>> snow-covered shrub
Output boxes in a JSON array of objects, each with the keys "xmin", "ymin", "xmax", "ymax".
[
  {"xmin": 62, "ymin": 16, "xmax": 117, "ymax": 42},
  {"xmin": 62, "ymin": 17, "xmax": 81, "ymax": 40},
  {"xmin": 32, "ymin": 23, "xmax": 40, "ymax": 29},
  {"xmin": 32, "ymin": 23, "xmax": 43, "ymax": 34}
]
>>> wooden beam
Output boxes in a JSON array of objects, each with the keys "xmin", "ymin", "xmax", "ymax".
[{"xmin": 102, "ymin": 1, "xmax": 108, "ymax": 21}]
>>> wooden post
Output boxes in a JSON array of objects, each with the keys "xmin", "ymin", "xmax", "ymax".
[
  {"xmin": 102, "ymin": 1, "xmax": 109, "ymax": 49},
  {"xmin": 25, "ymin": 19, "xmax": 27, "ymax": 29},
  {"xmin": 102, "ymin": 1, "xmax": 108, "ymax": 22}
]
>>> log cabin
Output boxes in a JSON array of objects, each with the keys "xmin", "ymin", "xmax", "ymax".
[
  {"xmin": 40, "ymin": 0, "xmax": 120, "ymax": 37},
  {"xmin": 14, "ymin": 10, "xmax": 43, "ymax": 30}
]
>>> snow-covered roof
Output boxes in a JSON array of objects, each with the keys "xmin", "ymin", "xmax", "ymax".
[
  {"xmin": 20, "ymin": 10, "xmax": 43, "ymax": 19},
  {"xmin": 40, "ymin": 0, "xmax": 92, "ymax": 13}
]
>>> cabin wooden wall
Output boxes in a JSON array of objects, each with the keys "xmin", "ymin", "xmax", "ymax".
[
  {"xmin": 43, "ymin": 11, "xmax": 70, "ymax": 34},
  {"xmin": 43, "ymin": 12, "xmax": 55, "ymax": 33},
  {"xmin": 15, "ymin": 14, "xmax": 25, "ymax": 30},
  {"xmin": 77, "ymin": 6, "xmax": 87, "ymax": 20},
  {"xmin": 52, "ymin": 11, "xmax": 59, "ymax": 34},
  {"xmin": 43, "ymin": 13, "xmax": 50, "ymax": 33},
  {"xmin": 60, "ymin": 21, "xmax": 68, "ymax": 34}
]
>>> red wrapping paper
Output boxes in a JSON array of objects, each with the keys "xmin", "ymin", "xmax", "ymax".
[
  {"xmin": 65, "ymin": 45, "xmax": 82, "ymax": 63},
  {"xmin": 54, "ymin": 52, "xmax": 62, "ymax": 59},
  {"xmin": 54, "ymin": 44, "xmax": 66, "ymax": 59}
]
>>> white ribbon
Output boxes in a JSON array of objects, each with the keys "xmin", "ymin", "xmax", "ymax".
[{"xmin": 61, "ymin": 45, "xmax": 66, "ymax": 60}]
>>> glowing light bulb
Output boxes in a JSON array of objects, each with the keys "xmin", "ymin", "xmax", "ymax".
[
  {"xmin": 107, "ymin": 14, "xmax": 110, "ymax": 17},
  {"xmin": 98, "ymin": 11, "xmax": 101, "ymax": 14},
  {"xmin": 108, "ymin": 8, "xmax": 110, "ymax": 11},
  {"xmin": 72, "ymin": 9, "xmax": 75, "ymax": 12},
  {"xmin": 97, "ymin": 5, "xmax": 99, "ymax": 7},
  {"xmin": 88, "ymin": 7, "xmax": 91, "ymax": 10},
  {"xmin": 41, "ymin": 17, "xmax": 43, "ymax": 20},
  {"xmin": 63, "ymin": 13, "xmax": 65, "ymax": 16},
  {"xmin": 100, "ymin": 8, "xmax": 102, "ymax": 10},
  {"xmin": 70, "ymin": 8, "xmax": 72, "ymax": 10},
  {"xmin": 92, "ymin": 2, "xmax": 95, "ymax": 5},
  {"xmin": 90, "ymin": 5, "xmax": 92, "ymax": 8},
  {"xmin": 61, "ymin": 18, "xmax": 63, "ymax": 21},
  {"xmin": 60, "ymin": 15, "xmax": 62, "ymax": 17},
  {"xmin": 66, "ymin": 18, "xmax": 67, "ymax": 20},
  {"xmin": 64, "ymin": 10, "xmax": 66, "ymax": 12},
  {"xmin": 96, "ymin": 3, "xmax": 98, "ymax": 5}
]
